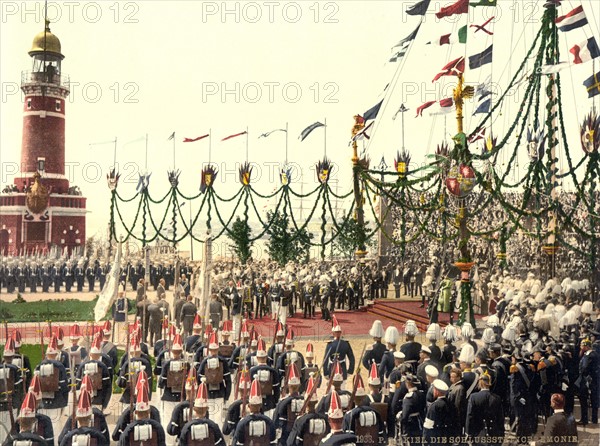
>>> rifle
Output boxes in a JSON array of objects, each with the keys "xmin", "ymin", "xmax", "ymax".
[
  {"xmin": 298, "ymin": 365, "xmax": 321, "ymax": 415},
  {"xmin": 348, "ymin": 343, "xmax": 367, "ymax": 409},
  {"xmin": 1, "ymin": 363, "xmax": 16, "ymax": 434},
  {"xmin": 70, "ymin": 347, "xmax": 77, "ymax": 429},
  {"xmin": 233, "ymin": 319, "xmax": 244, "ymax": 400},
  {"xmin": 127, "ymin": 323, "xmax": 134, "ymax": 423}
]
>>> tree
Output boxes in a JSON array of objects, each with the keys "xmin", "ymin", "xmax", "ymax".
[
  {"xmin": 266, "ymin": 211, "xmax": 313, "ymax": 266},
  {"xmin": 85, "ymin": 236, "xmax": 96, "ymax": 258},
  {"xmin": 227, "ymin": 217, "xmax": 253, "ymax": 264},
  {"xmin": 333, "ymin": 217, "xmax": 374, "ymax": 260}
]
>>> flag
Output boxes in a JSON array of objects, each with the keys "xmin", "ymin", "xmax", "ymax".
[
  {"xmin": 470, "ymin": 0, "xmax": 497, "ymax": 6},
  {"xmin": 258, "ymin": 129, "xmax": 286, "ymax": 138},
  {"xmin": 473, "ymin": 91, "xmax": 492, "ymax": 114},
  {"xmin": 349, "ymin": 122, "xmax": 374, "ymax": 145},
  {"xmin": 470, "ymin": 17, "xmax": 494, "ymax": 35},
  {"xmin": 539, "ymin": 62, "xmax": 570, "ymax": 74},
  {"xmin": 94, "ymin": 244, "xmax": 121, "ymax": 322},
  {"xmin": 168, "ymin": 132, "xmax": 175, "ymax": 140},
  {"xmin": 428, "ymin": 25, "xmax": 467, "ymax": 45},
  {"xmin": 392, "ymin": 104, "xmax": 409, "ymax": 120},
  {"xmin": 364, "ymin": 99, "xmax": 384, "ymax": 121},
  {"xmin": 569, "ymin": 37, "xmax": 600, "ymax": 64},
  {"xmin": 299, "ymin": 122, "xmax": 325, "ymax": 141},
  {"xmin": 183, "ymin": 134, "xmax": 209, "ymax": 143},
  {"xmin": 428, "ymin": 98, "xmax": 455, "ymax": 115},
  {"xmin": 432, "ymin": 57, "xmax": 465, "ymax": 82},
  {"xmin": 436, "ymin": 0, "xmax": 469, "ymax": 19},
  {"xmin": 406, "ymin": 0, "xmax": 430, "ymax": 16},
  {"xmin": 222, "ymin": 131, "xmax": 248, "ymax": 141},
  {"xmin": 583, "ymin": 71, "xmax": 600, "ymax": 98},
  {"xmin": 556, "ymin": 5, "xmax": 588, "ymax": 32},
  {"xmin": 390, "ymin": 48, "xmax": 409, "ymax": 63},
  {"xmin": 392, "ymin": 23, "xmax": 421, "ymax": 49},
  {"xmin": 416, "ymin": 101, "xmax": 436, "ymax": 117},
  {"xmin": 469, "ymin": 44, "xmax": 493, "ymax": 69},
  {"xmin": 468, "ymin": 127, "xmax": 486, "ymax": 143}
]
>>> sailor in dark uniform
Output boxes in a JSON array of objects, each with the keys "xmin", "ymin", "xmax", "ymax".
[
  {"xmin": 117, "ymin": 337, "xmax": 153, "ymax": 405},
  {"xmin": 76, "ymin": 333, "xmax": 112, "ymax": 410},
  {"xmin": 362, "ymin": 321, "xmax": 387, "ymax": 370},
  {"xmin": 323, "ymin": 317, "xmax": 355, "ymax": 384},
  {"xmin": 287, "ymin": 373, "xmax": 330, "ymax": 446},
  {"xmin": 249, "ymin": 338, "xmax": 280, "ymax": 417},
  {"xmin": 231, "ymin": 377, "xmax": 277, "ymax": 446},
  {"xmin": 57, "ymin": 389, "xmax": 108, "ymax": 446},
  {"xmin": 399, "ymin": 321, "xmax": 421, "ymax": 365},
  {"xmin": 422, "ymin": 379, "xmax": 458, "ymax": 446},
  {"xmin": 424, "ymin": 324, "xmax": 443, "ymax": 365},
  {"xmin": 273, "ymin": 363, "xmax": 303, "ymax": 446},
  {"xmin": 66, "ymin": 325, "xmax": 87, "ymax": 378},
  {"xmin": 158, "ymin": 334, "xmax": 187, "ymax": 444},
  {"xmin": 178, "ymin": 378, "xmax": 226, "ymax": 446},
  {"xmin": 276, "ymin": 331, "xmax": 306, "ymax": 390},
  {"xmin": 1, "ymin": 337, "xmax": 25, "ymax": 419},
  {"xmin": 166, "ymin": 367, "xmax": 197, "ymax": 440},
  {"xmin": 320, "ymin": 390, "xmax": 357, "ymax": 446},
  {"xmin": 111, "ymin": 403, "xmax": 161, "ymax": 442},
  {"xmin": 465, "ymin": 373, "xmax": 504, "ymax": 445},
  {"xmin": 386, "ymin": 352, "xmax": 406, "ymax": 390},
  {"xmin": 3, "ymin": 391, "xmax": 49, "ymax": 446},
  {"xmin": 57, "ymin": 389, "xmax": 110, "ymax": 445},
  {"xmin": 316, "ymin": 363, "xmax": 352, "ymax": 416},
  {"xmin": 268, "ymin": 322, "xmax": 286, "ymax": 368},
  {"xmin": 14, "ymin": 375, "xmax": 54, "ymax": 444},
  {"xmin": 359, "ymin": 363, "xmax": 391, "ymax": 438},
  {"xmin": 184, "ymin": 314, "xmax": 203, "ymax": 356},
  {"xmin": 399, "ymin": 374, "xmax": 426, "ymax": 446},
  {"xmin": 222, "ymin": 365, "xmax": 252, "ymax": 436},
  {"xmin": 100, "ymin": 321, "xmax": 118, "ymax": 371},
  {"xmin": 118, "ymin": 379, "xmax": 165, "ymax": 446}
]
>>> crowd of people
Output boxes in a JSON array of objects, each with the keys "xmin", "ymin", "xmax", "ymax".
[{"xmin": 1, "ymin": 265, "xmax": 599, "ymax": 446}]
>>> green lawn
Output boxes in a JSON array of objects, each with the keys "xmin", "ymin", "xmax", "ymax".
[{"xmin": 0, "ymin": 297, "xmax": 136, "ymax": 322}]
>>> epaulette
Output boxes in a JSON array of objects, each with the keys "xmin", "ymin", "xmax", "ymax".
[
  {"xmin": 509, "ymin": 364, "xmax": 518, "ymax": 374},
  {"xmin": 406, "ymin": 391, "xmax": 414, "ymax": 397},
  {"xmin": 548, "ymin": 356, "xmax": 557, "ymax": 366},
  {"xmin": 529, "ymin": 364, "xmax": 536, "ymax": 372},
  {"xmin": 537, "ymin": 361, "xmax": 546, "ymax": 371}
]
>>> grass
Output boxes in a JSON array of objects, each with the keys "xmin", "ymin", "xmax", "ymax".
[{"xmin": 0, "ymin": 297, "xmax": 136, "ymax": 323}]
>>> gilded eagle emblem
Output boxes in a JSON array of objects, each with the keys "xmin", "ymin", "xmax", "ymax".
[{"xmin": 26, "ymin": 173, "xmax": 49, "ymax": 214}]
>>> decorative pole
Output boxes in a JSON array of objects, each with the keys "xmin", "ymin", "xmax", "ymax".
[{"xmin": 351, "ymin": 115, "xmax": 367, "ymax": 258}]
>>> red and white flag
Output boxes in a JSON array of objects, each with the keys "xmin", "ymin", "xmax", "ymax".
[
  {"xmin": 183, "ymin": 134, "xmax": 209, "ymax": 143},
  {"xmin": 222, "ymin": 131, "xmax": 248, "ymax": 141},
  {"xmin": 428, "ymin": 98, "xmax": 454, "ymax": 116},
  {"xmin": 432, "ymin": 57, "xmax": 465, "ymax": 82},
  {"xmin": 436, "ymin": 0, "xmax": 468, "ymax": 19},
  {"xmin": 415, "ymin": 101, "xmax": 436, "ymax": 117}
]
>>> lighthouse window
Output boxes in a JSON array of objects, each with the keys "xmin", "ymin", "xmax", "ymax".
[
  {"xmin": 27, "ymin": 99, "xmax": 32, "ymax": 109},
  {"xmin": 55, "ymin": 100, "xmax": 61, "ymax": 111}
]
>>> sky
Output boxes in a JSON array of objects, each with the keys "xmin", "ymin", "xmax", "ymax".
[{"xmin": 1, "ymin": 0, "xmax": 599, "ymax": 258}]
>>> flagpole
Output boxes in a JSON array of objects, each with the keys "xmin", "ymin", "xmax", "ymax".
[
  {"xmin": 246, "ymin": 126, "xmax": 249, "ymax": 163},
  {"xmin": 145, "ymin": 134, "xmax": 148, "ymax": 170},
  {"xmin": 113, "ymin": 137, "xmax": 117, "ymax": 168},
  {"xmin": 173, "ymin": 132, "xmax": 176, "ymax": 169},
  {"xmin": 209, "ymin": 128, "xmax": 212, "ymax": 164},
  {"xmin": 324, "ymin": 118, "xmax": 327, "ymax": 158},
  {"xmin": 285, "ymin": 122, "xmax": 289, "ymax": 165},
  {"xmin": 400, "ymin": 104, "xmax": 407, "ymax": 151}
]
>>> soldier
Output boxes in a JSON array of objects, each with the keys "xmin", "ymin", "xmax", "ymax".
[
  {"xmin": 509, "ymin": 351, "xmax": 538, "ymax": 441},
  {"xmin": 117, "ymin": 336, "xmax": 153, "ymax": 405},
  {"xmin": 249, "ymin": 338, "xmax": 280, "ymax": 417},
  {"xmin": 274, "ymin": 363, "xmax": 304, "ymax": 446},
  {"xmin": 447, "ymin": 367, "xmax": 467, "ymax": 433},
  {"xmin": 63, "ymin": 261, "xmax": 74, "ymax": 293},
  {"xmin": 320, "ymin": 390, "xmax": 357, "ymax": 446},
  {"xmin": 184, "ymin": 314, "xmax": 203, "ymax": 356},
  {"xmin": 3, "ymin": 391, "xmax": 48, "ymax": 446},
  {"xmin": 422, "ymin": 379, "xmax": 458, "ymax": 446},
  {"xmin": 287, "ymin": 372, "xmax": 329, "ymax": 446},
  {"xmin": 34, "ymin": 336, "xmax": 69, "ymax": 439},
  {"xmin": 1, "ymin": 338, "xmax": 24, "ymax": 433},
  {"xmin": 316, "ymin": 363, "xmax": 352, "ymax": 416},
  {"xmin": 362, "ymin": 321, "xmax": 386, "ymax": 370},
  {"xmin": 97, "ymin": 262, "xmax": 107, "ymax": 290},
  {"xmin": 276, "ymin": 330, "xmax": 306, "ymax": 391},
  {"xmin": 57, "ymin": 389, "xmax": 108, "ymax": 446},
  {"xmin": 378, "ymin": 326, "xmax": 400, "ymax": 381},
  {"xmin": 424, "ymin": 324, "xmax": 442, "ymax": 365},
  {"xmin": 66, "ymin": 325, "xmax": 87, "ymax": 378},
  {"xmin": 399, "ymin": 374, "xmax": 426, "ymax": 446},
  {"xmin": 157, "ymin": 334, "xmax": 186, "ymax": 445},
  {"xmin": 76, "ymin": 333, "xmax": 111, "ymax": 410},
  {"xmin": 399, "ymin": 321, "xmax": 421, "ymax": 364},
  {"xmin": 178, "ymin": 377, "xmax": 226, "ymax": 446},
  {"xmin": 392, "ymin": 265, "xmax": 402, "ymax": 299},
  {"xmin": 118, "ymin": 378, "xmax": 166, "ymax": 446},
  {"xmin": 441, "ymin": 325, "xmax": 459, "ymax": 366},
  {"xmin": 416, "ymin": 347, "xmax": 439, "ymax": 387},
  {"xmin": 270, "ymin": 280, "xmax": 283, "ymax": 320},
  {"xmin": 302, "ymin": 279, "xmax": 316, "ymax": 319},
  {"xmin": 465, "ymin": 373, "xmax": 504, "ymax": 445},
  {"xmin": 18, "ymin": 374, "xmax": 55, "ymax": 444},
  {"xmin": 302, "ymin": 343, "xmax": 319, "ymax": 389},
  {"xmin": 166, "ymin": 367, "xmax": 197, "ymax": 440},
  {"xmin": 29, "ymin": 262, "xmax": 39, "ymax": 293},
  {"xmin": 386, "ymin": 352, "xmax": 406, "ymax": 391},
  {"xmin": 209, "ymin": 293, "xmax": 224, "ymax": 328},
  {"xmin": 42, "ymin": 261, "xmax": 52, "ymax": 293},
  {"xmin": 218, "ymin": 321, "xmax": 235, "ymax": 363},
  {"xmin": 197, "ymin": 332, "xmax": 232, "ymax": 426},
  {"xmin": 222, "ymin": 365, "xmax": 252, "ymax": 437},
  {"xmin": 51, "ymin": 262, "xmax": 61, "ymax": 293},
  {"xmin": 231, "ymin": 377, "xmax": 277, "ymax": 446},
  {"xmin": 323, "ymin": 317, "xmax": 355, "ymax": 385},
  {"xmin": 577, "ymin": 337, "xmax": 599, "ymax": 425},
  {"xmin": 181, "ymin": 297, "xmax": 199, "ymax": 338},
  {"xmin": 85, "ymin": 262, "xmax": 96, "ymax": 292},
  {"xmin": 541, "ymin": 393, "xmax": 578, "ymax": 446},
  {"xmin": 100, "ymin": 321, "xmax": 118, "ymax": 371},
  {"xmin": 16, "ymin": 261, "xmax": 26, "ymax": 293}
]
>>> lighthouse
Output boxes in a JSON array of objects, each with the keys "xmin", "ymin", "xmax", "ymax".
[{"xmin": 0, "ymin": 20, "xmax": 86, "ymax": 255}]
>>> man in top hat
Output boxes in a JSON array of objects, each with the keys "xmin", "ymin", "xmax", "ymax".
[
  {"xmin": 287, "ymin": 372, "xmax": 330, "ymax": 446},
  {"xmin": 323, "ymin": 317, "xmax": 355, "ymax": 385},
  {"xmin": 76, "ymin": 333, "xmax": 112, "ymax": 410},
  {"xmin": 181, "ymin": 296, "xmax": 199, "ymax": 337},
  {"xmin": 158, "ymin": 333, "xmax": 187, "ymax": 445},
  {"xmin": 422, "ymin": 379, "xmax": 458, "ymax": 446},
  {"xmin": 399, "ymin": 374, "xmax": 426, "ymax": 446},
  {"xmin": 34, "ymin": 335, "xmax": 69, "ymax": 440},
  {"xmin": 197, "ymin": 332, "xmax": 232, "ymax": 426},
  {"xmin": 399, "ymin": 321, "xmax": 421, "ymax": 364},
  {"xmin": 1, "ymin": 337, "xmax": 24, "ymax": 438},
  {"xmin": 178, "ymin": 377, "xmax": 226, "ymax": 446},
  {"xmin": 249, "ymin": 338, "xmax": 280, "ymax": 417},
  {"xmin": 276, "ymin": 330, "xmax": 306, "ymax": 391},
  {"xmin": 378, "ymin": 326, "xmax": 400, "ymax": 381},
  {"xmin": 274, "ymin": 363, "xmax": 304, "ymax": 446},
  {"xmin": 57, "ymin": 389, "xmax": 108, "ymax": 446},
  {"xmin": 3, "ymin": 391, "xmax": 48, "ymax": 446},
  {"xmin": 58, "ymin": 376, "xmax": 109, "ymax": 444},
  {"xmin": 540, "ymin": 393, "xmax": 578, "ymax": 446},
  {"xmin": 118, "ymin": 377, "xmax": 166, "ymax": 446},
  {"xmin": 465, "ymin": 373, "xmax": 504, "ymax": 446},
  {"xmin": 362, "ymin": 321, "xmax": 386, "ymax": 370},
  {"xmin": 320, "ymin": 390, "xmax": 357, "ymax": 446},
  {"xmin": 231, "ymin": 377, "xmax": 277, "ymax": 446},
  {"xmin": 577, "ymin": 337, "xmax": 599, "ymax": 425},
  {"xmin": 222, "ymin": 365, "xmax": 252, "ymax": 436}
]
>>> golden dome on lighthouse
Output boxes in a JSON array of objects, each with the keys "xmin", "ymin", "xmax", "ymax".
[{"xmin": 29, "ymin": 20, "xmax": 64, "ymax": 59}]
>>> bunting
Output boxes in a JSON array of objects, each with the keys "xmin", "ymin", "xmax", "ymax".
[
  {"xmin": 583, "ymin": 71, "xmax": 600, "ymax": 98},
  {"xmin": 222, "ymin": 131, "xmax": 247, "ymax": 141},
  {"xmin": 569, "ymin": 37, "xmax": 600, "ymax": 65},
  {"xmin": 436, "ymin": 0, "xmax": 469, "ymax": 19},
  {"xmin": 555, "ymin": 5, "xmax": 588, "ymax": 32},
  {"xmin": 299, "ymin": 122, "xmax": 325, "ymax": 141},
  {"xmin": 428, "ymin": 25, "xmax": 467, "ymax": 45},
  {"xmin": 406, "ymin": 0, "xmax": 431, "ymax": 16},
  {"xmin": 183, "ymin": 134, "xmax": 209, "ymax": 143},
  {"xmin": 432, "ymin": 57, "xmax": 465, "ymax": 82},
  {"xmin": 469, "ymin": 44, "xmax": 493, "ymax": 69}
]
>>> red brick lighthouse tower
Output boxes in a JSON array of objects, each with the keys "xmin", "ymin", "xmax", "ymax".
[{"xmin": 0, "ymin": 20, "xmax": 86, "ymax": 255}]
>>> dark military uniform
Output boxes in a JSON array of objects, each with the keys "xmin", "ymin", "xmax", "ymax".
[
  {"xmin": 118, "ymin": 418, "xmax": 165, "ymax": 446},
  {"xmin": 178, "ymin": 417, "xmax": 225, "ymax": 446},
  {"xmin": 116, "ymin": 357, "xmax": 153, "ymax": 403},
  {"xmin": 58, "ymin": 407, "xmax": 110, "ymax": 444},
  {"xmin": 362, "ymin": 342, "xmax": 387, "ymax": 369},
  {"xmin": 274, "ymin": 393, "xmax": 304, "ymax": 446},
  {"xmin": 319, "ymin": 431, "xmax": 358, "ymax": 446},
  {"xmin": 342, "ymin": 405, "xmax": 386, "ymax": 445},
  {"xmin": 76, "ymin": 358, "xmax": 112, "ymax": 408},
  {"xmin": 399, "ymin": 389, "xmax": 426, "ymax": 445},
  {"xmin": 323, "ymin": 340, "xmax": 355, "ymax": 381},
  {"xmin": 58, "ymin": 426, "xmax": 108, "ymax": 446},
  {"xmin": 286, "ymin": 412, "xmax": 330, "ymax": 446},
  {"xmin": 399, "ymin": 341, "xmax": 421, "ymax": 363},
  {"xmin": 231, "ymin": 413, "xmax": 277, "ymax": 446},
  {"xmin": 465, "ymin": 389, "xmax": 505, "ymax": 445},
  {"xmin": 2, "ymin": 432, "xmax": 49, "ymax": 446},
  {"xmin": 166, "ymin": 400, "xmax": 192, "ymax": 439},
  {"xmin": 111, "ymin": 406, "xmax": 161, "ymax": 442},
  {"xmin": 249, "ymin": 364, "xmax": 280, "ymax": 412},
  {"xmin": 423, "ymin": 396, "xmax": 459, "ymax": 446}
]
